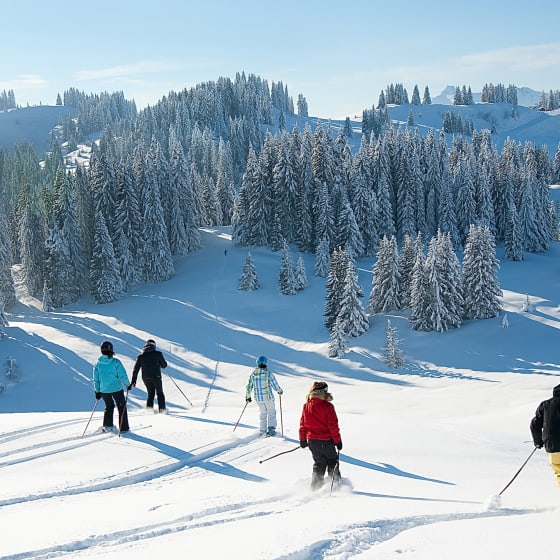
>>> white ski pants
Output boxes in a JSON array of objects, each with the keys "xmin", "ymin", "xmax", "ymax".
[{"xmin": 256, "ymin": 399, "xmax": 277, "ymax": 433}]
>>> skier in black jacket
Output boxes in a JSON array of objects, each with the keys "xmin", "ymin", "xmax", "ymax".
[
  {"xmin": 131, "ymin": 339, "xmax": 168, "ymax": 413},
  {"xmin": 530, "ymin": 384, "xmax": 560, "ymax": 488}
]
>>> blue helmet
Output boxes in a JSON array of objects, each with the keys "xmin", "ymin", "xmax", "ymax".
[{"xmin": 256, "ymin": 355, "xmax": 267, "ymax": 367}]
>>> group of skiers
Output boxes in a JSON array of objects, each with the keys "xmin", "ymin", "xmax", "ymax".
[
  {"xmin": 93, "ymin": 339, "xmax": 168, "ymax": 433},
  {"xmin": 92, "ymin": 337, "xmax": 560, "ymax": 493},
  {"xmin": 93, "ymin": 343, "xmax": 343, "ymax": 490}
]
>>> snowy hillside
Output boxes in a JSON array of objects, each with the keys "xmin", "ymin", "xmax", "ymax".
[{"xmin": 1, "ymin": 226, "xmax": 560, "ymax": 559}]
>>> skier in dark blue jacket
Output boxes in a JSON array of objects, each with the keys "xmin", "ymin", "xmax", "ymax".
[{"xmin": 131, "ymin": 339, "xmax": 168, "ymax": 413}]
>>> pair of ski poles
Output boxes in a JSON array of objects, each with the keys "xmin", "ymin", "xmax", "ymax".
[
  {"xmin": 81, "ymin": 387, "xmax": 130, "ymax": 438},
  {"xmin": 233, "ymin": 394, "xmax": 285, "ymax": 435},
  {"xmin": 82, "ymin": 372, "xmax": 192, "ymax": 437}
]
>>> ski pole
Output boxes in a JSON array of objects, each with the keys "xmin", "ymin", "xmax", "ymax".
[
  {"xmin": 233, "ymin": 401, "xmax": 249, "ymax": 431},
  {"xmin": 330, "ymin": 451, "xmax": 341, "ymax": 496},
  {"xmin": 166, "ymin": 371, "xmax": 193, "ymax": 406},
  {"xmin": 118, "ymin": 389, "xmax": 130, "ymax": 437},
  {"xmin": 81, "ymin": 398, "xmax": 100, "ymax": 438},
  {"xmin": 259, "ymin": 445, "xmax": 300, "ymax": 464},
  {"xmin": 279, "ymin": 393, "xmax": 284, "ymax": 436},
  {"xmin": 497, "ymin": 446, "xmax": 538, "ymax": 496}
]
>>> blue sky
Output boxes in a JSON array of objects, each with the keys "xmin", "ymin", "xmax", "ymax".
[{"xmin": 3, "ymin": 0, "xmax": 560, "ymax": 119}]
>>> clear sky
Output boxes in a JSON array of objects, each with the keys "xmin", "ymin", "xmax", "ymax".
[{"xmin": 2, "ymin": 0, "xmax": 560, "ymax": 119}]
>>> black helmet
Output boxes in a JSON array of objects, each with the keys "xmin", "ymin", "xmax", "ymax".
[
  {"xmin": 144, "ymin": 339, "xmax": 156, "ymax": 349},
  {"xmin": 100, "ymin": 340, "xmax": 114, "ymax": 355}
]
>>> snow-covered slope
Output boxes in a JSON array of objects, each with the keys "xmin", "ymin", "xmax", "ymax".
[{"xmin": 2, "ymin": 227, "xmax": 560, "ymax": 559}]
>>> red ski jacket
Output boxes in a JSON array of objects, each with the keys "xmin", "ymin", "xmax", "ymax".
[{"xmin": 299, "ymin": 397, "xmax": 341, "ymax": 444}]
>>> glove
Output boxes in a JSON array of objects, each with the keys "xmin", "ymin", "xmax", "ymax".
[
  {"xmin": 336, "ymin": 441, "xmax": 343, "ymax": 451},
  {"xmin": 246, "ymin": 397, "xmax": 252, "ymax": 403},
  {"xmin": 127, "ymin": 384, "xmax": 133, "ymax": 391},
  {"xmin": 95, "ymin": 392, "xmax": 102, "ymax": 400},
  {"xmin": 278, "ymin": 389, "xmax": 283, "ymax": 395},
  {"xmin": 535, "ymin": 442, "xmax": 544, "ymax": 449},
  {"xmin": 300, "ymin": 440, "xmax": 308, "ymax": 448}
]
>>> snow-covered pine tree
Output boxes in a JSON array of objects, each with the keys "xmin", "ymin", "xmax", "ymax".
[
  {"xmin": 314, "ymin": 237, "xmax": 330, "ymax": 278},
  {"xmin": 383, "ymin": 319, "xmax": 405, "ymax": 368},
  {"xmin": 504, "ymin": 206, "xmax": 524, "ymax": 261},
  {"xmin": 278, "ymin": 241, "xmax": 297, "ymax": 295},
  {"xmin": 90, "ymin": 210, "xmax": 124, "ymax": 304},
  {"xmin": 462, "ymin": 225, "xmax": 502, "ymax": 320},
  {"xmin": 337, "ymin": 259, "xmax": 369, "ymax": 337},
  {"xmin": 369, "ymin": 235, "xmax": 401, "ymax": 314},
  {"xmin": 239, "ymin": 252, "xmax": 259, "ymax": 291},
  {"xmin": 0, "ymin": 206, "xmax": 16, "ymax": 309},
  {"xmin": 294, "ymin": 255, "xmax": 309, "ymax": 291},
  {"xmin": 324, "ymin": 247, "xmax": 348, "ymax": 330},
  {"xmin": 328, "ymin": 316, "xmax": 348, "ymax": 358},
  {"xmin": 168, "ymin": 127, "xmax": 190, "ymax": 255},
  {"xmin": 140, "ymin": 149, "xmax": 175, "ymax": 283},
  {"xmin": 397, "ymin": 234, "xmax": 416, "ymax": 309}
]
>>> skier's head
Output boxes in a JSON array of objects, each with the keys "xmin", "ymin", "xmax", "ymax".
[
  {"xmin": 144, "ymin": 339, "xmax": 156, "ymax": 349},
  {"xmin": 553, "ymin": 384, "xmax": 560, "ymax": 397},
  {"xmin": 100, "ymin": 340, "xmax": 114, "ymax": 357},
  {"xmin": 256, "ymin": 355, "xmax": 267, "ymax": 368},
  {"xmin": 307, "ymin": 381, "xmax": 332, "ymax": 402}
]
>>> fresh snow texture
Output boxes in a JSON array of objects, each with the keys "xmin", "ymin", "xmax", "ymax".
[{"xmin": 1, "ymin": 226, "xmax": 560, "ymax": 559}]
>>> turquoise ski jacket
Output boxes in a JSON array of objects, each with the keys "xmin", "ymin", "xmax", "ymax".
[{"xmin": 93, "ymin": 355, "xmax": 130, "ymax": 393}]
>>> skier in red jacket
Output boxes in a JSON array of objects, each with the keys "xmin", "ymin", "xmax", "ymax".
[{"xmin": 299, "ymin": 381, "xmax": 342, "ymax": 490}]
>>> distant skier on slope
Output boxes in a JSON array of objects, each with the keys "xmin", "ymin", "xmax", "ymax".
[
  {"xmin": 299, "ymin": 381, "xmax": 342, "ymax": 490},
  {"xmin": 93, "ymin": 340, "xmax": 131, "ymax": 433},
  {"xmin": 245, "ymin": 355, "xmax": 283, "ymax": 436},
  {"xmin": 530, "ymin": 383, "xmax": 560, "ymax": 489},
  {"xmin": 130, "ymin": 339, "xmax": 168, "ymax": 413}
]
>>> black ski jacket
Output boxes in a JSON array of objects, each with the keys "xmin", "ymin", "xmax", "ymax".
[
  {"xmin": 530, "ymin": 384, "xmax": 560, "ymax": 452},
  {"xmin": 131, "ymin": 346, "xmax": 167, "ymax": 384}
]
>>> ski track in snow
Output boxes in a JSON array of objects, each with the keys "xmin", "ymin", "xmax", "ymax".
[
  {"xmin": 275, "ymin": 508, "xmax": 551, "ymax": 560},
  {"xmin": 0, "ymin": 421, "xmax": 268, "ymax": 507}
]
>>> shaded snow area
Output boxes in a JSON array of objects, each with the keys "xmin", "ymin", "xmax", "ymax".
[{"xmin": 1, "ymin": 227, "xmax": 560, "ymax": 559}]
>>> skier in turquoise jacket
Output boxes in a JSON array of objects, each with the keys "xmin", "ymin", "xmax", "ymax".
[
  {"xmin": 245, "ymin": 355, "xmax": 283, "ymax": 436},
  {"xmin": 93, "ymin": 340, "xmax": 131, "ymax": 433}
]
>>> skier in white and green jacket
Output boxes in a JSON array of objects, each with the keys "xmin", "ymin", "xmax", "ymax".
[{"xmin": 245, "ymin": 356, "xmax": 283, "ymax": 436}]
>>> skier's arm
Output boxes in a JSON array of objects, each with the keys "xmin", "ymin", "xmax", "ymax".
[
  {"xmin": 530, "ymin": 403, "xmax": 545, "ymax": 447},
  {"xmin": 245, "ymin": 374, "xmax": 254, "ymax": 400},
  {"xmin": 131, "ymin": 356, "xmax": 141, "ymax": 385}
]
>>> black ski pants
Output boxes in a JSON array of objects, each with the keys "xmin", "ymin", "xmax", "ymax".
[
  {"xmin": 101, "ymin": 390, "xmax": 129, "ymax": 431},
  {"xmin": 308, "ymin": 439, "xmax": 340, "ymax": 480},
  {"xmin": 144, "ymin": 376, "xmax": 166, "ymax": 410}
]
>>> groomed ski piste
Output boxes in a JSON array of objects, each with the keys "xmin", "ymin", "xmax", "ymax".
[{"xmin": 2, "ymin": 224, "xmax": 560, "ymax": 559}]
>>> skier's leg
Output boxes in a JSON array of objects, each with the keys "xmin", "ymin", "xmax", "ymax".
[
  {"xmin": 114, "ymin": 390, "xmax": 129, "ymax": 432},
  {"xmin": 144, "ymin": 378, "xmax": 156, "ymax": 409},
  {"xmin": 549, "ymin": 451, "xmax": 560, "ymax": 488},
  {"xmin": 308, "ymin": 440, "xmax": 328, "ymax": 489},
  {"xmin": 256, "ymin": 400, "xmax": 267, "ymax": 434},
  {"xmin": 325, "ymin": 442, "xmax": 341, "ymax": 480},
  {"xmin": 101, "ymin": 393, "xmax": 115, "ymax": 428},
  {"xmin": 153, "ymin": 377, "xmax": 166, "ymax": 411},
  {"xmin": 264, "ymin": 399, "xmax": 277, "ymax": 432}
]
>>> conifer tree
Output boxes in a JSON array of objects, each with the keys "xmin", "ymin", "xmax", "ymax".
[
  {"xmin": 328, "ymin": 316, "xmax": 348, "ymax": 358},
  {"xmin": 279, "ymin": 241, "xmax": 297, "ymax": 295},
  {"xmin": 294, "ymin": 255, "xmax": 309, "ymax": 291},
  {"xmin": 462, "ymin": 225, "xmax": 502, "ymax": 320},
  {"xmin": 337, "ymin": 259, "xmax": 369, "ymax": 337},
  {"xmin": 383, "ymin": 319, "xmax": 405, "ymax": 368},
  {"xmin": 239, "ymin": 252, "xmax": 259, "ymax": 291},
  {"xmin": 314, "ymin": 237, "xmax": 330, "ymax": 278},
  {"xmin": 369, "ymin": 235, "xmax": 401, "ymax": 314},
  {"xmin": 90, "ymin": 210, "xmax": 124, "ymax": 304},
  {"xmin": 324, "ymin": 247, "xmax": 348, "ymax": 330},
  {"xmin": 0, "ymin": 206, "xmax": 16, "ymax": 309},
  {"xmin": 504, "ymin": 206, "xmax": 524, "ymax": 261}
]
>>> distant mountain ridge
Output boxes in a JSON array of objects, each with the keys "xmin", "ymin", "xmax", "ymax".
[
  {"xmin": 0, "ymin": 86, "xmax": 556, "ymax": 158},
  {"xmin": 431, "ymin": 85, "xmax": 542, "ymax": 107}
]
